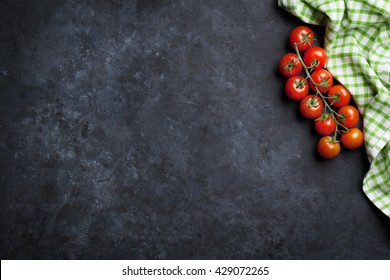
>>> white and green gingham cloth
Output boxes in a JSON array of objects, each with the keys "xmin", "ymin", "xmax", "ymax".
[{"xmin": 279, "ymin": 0, "xmax": 390, "ymax": 217}]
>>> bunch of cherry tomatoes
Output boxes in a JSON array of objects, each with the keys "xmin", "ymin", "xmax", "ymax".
[{"xmin": 279, "ymin": 26, "xmax": 364, "ymax": 159}]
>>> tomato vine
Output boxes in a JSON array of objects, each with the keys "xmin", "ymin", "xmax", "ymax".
[
  {"xmin": 279, "ymin": 26, "xmax": 364, "ymax": 159},
  {"xmin": 293, "ymin": 42, "xmax": 350, "ymax": 141}
]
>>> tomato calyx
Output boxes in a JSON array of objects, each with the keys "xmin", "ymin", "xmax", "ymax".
[
  {"xmin": 319, "ymin": 77, "xmax": 331, "ymax": 90},
  {"xmin": 299, "ymin": 31, "xmax": 314, "ymax": 45},
  {"xmin": 294, "ymin": 78, "xmax": 307, "ymax": 89},
  {"xmin": 325, "ymin": 135, "xmax": 340, "ymax": 144},
  {"xmin": 284, "ymin": 58, "xmax": 300, "ymax": 75},
  {"xmin": 315, "ymin": 113, "xmax": 330, "ymax": 122},
  {"xmin": 306, "ymin": 96, "xmax": 320, "ymax": 108},
  {"xmin": 338, "ymin": 110, "xmax": 347, "ymax": 123},
  {"xmin": 309, "ymin": 59, "xmax": 320, "ymax": 69},
  {"xmin": 328, "ymin": 93, "xmax": 340, "ymax": 106}
]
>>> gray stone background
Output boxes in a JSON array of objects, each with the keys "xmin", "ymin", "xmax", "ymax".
[{"xmin": 1, "ymin": 0, "xmax": 389, "ymax": 259}]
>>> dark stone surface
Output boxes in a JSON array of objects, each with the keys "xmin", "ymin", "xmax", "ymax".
[{"xmin": 1, "ymin": 0, "xmax": 389, "ymax": 260}]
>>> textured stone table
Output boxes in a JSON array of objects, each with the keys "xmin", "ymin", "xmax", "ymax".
[{"xmin": 1, "ymin": 0, "xmax": 389, "ymax": 259}]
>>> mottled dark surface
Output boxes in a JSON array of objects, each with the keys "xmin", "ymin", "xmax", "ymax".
[{"xmin": 1, "ymin": 0, "xmax": 389, "ymax": 260}]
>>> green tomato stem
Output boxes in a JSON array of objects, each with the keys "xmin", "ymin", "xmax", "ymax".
[{"xmin": 293, "ymin": 43, "xmax": 350, "ymax": 140}]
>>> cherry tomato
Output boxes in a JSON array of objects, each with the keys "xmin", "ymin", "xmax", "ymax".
[
  {"xmin": 303, "ymin": 46, "xmax": 327, "ymax": 70},
  {"xmin": 327, "ymin": 85, "xmax": 351, "ymax": 108},
  {"xmin": 279, "ymin": 53, "xmax": 303, "ymax": 77},
  {"xmin": 314, "ymin": 113, "xmax": 336, "ymax": 135},
  {"xmin": 285, "ymin": 76, "xmax": 309, "ymax": 100},
  {"xmin": 300, "ymin": 95, "xmax": 324, "ymax": 119},
  {"xmin": 289, "ymin": 26, "xmax": 315, "ymax": 52},
  {"xmin": 337, "ymin": 105, "xmax": 360, "ymax": 128},
  {"xmin": 317, "ymin": 136, "xmax": 341, "ymax": 159},
  {"xmin": 341, "ymin": 128, "xmax": 364, "ymax": 149},
  {"xmin": 309, "ymin": 69, "xmax": 333, "ymax": 93}
]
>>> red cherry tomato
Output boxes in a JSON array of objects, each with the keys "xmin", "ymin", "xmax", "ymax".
[
  {"xmin": 289, "ymin": 26, "xmax": 315, "ymax": 52},
  {"xmin": 285, "ymin": 76, "xmax": 309, "ymax": 100},
  {"xmin": 317, "ymin": 136, "xmax": 341, "ymax": 159},
  {"xmin": 341, "ymin": 128, "xmax": 364, "ymax": 149},
  {"xmin": 327, "ymin": 85, "xmax": 351, "ymax": 108},
  {"xmin": 314, "ymin": 113, "xmax": 336, "ymax": 135},
  {"xmin": 278, "ymin": 53, "xmax": 303, "ymax": 77},
  {"xmin": 303, "ymin": 46, "xmax": 327, "ymax": 70},
  {"xmin": 309, "ymin": 69, "xmax": 333, "ymax": 93},
  {"xmin": 337, "ymin": 105, "xmax": 360, "ymax": 128},
  {"xmin": 300, "ymin": 95, "xmax": 324, "ymax": 119}
]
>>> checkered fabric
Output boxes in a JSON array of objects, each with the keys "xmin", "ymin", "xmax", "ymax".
[{"xmin": 279, "ymin": 0, "xmax": 390, "ymax": 217}]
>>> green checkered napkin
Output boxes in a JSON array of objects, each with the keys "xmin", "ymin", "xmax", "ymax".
[{"xmin": 278, "ymin": 0, "xmax": 390, "ymax": 217}]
